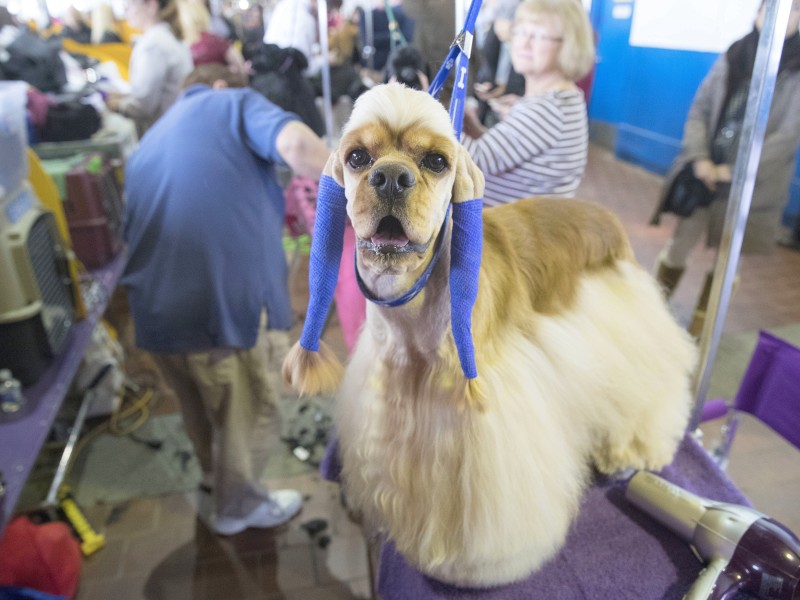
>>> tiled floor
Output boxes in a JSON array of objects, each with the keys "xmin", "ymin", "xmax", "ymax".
[{"xmin": 55, "ymin": 143, "xmax": 800, "ymax": 598}]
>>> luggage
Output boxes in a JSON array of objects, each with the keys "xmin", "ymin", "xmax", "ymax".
[{"xmin": 63, "ymin": 154, "xmax": 123, "ymax": 269}]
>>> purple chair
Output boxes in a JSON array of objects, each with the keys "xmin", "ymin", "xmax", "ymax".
[{"xmin": 701, "ymin": 330, "xmax": 800, "ymax": 467}]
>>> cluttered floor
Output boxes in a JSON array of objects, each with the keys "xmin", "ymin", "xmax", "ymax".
[{"xmin": 18, "ymin": 143, "xmax": 800, "ymax": 600}]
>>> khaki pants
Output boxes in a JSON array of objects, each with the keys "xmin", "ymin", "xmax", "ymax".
[
  {"xmin": 663, "ymin": 207, "xmax": 710, "ymax": 269},
  {"xmin": 152, "ymin": 329, "xmax": 287, "ymax": 520}
]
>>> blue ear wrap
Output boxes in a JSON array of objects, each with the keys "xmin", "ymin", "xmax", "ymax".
[
  {"xmin": 450, "ymin": 199, "xmax": 483, "ymax": 381},
  {"xmin": 299, "ymin": 174, "xmax": 347, "ymax": 353}
]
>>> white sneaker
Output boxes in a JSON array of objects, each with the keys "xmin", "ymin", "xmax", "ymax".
[{"xmin": 213, "ymin": 489, "xmax": 303, "ymax": 535}]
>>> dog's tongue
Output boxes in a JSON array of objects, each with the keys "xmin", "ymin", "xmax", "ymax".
[
  {"xmin": 372, "ymin": 217, "xmax": 409, "ymax": 248},
  {"xmin": 371, "ymin": 231, "xmax": 409, "ymax": 247}
]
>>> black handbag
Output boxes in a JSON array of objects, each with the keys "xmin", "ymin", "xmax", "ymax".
[
  {"xmin": 40, "ymin": 101, "xmax": 101, "ymax": 142},
  {"xmin": 662, "ymin": 163, "xmax": 715, "ymax": 218}
]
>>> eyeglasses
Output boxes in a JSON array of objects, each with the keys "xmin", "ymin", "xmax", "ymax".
[{"xmin": 511, "ymin": 27, "xmax": 563, "ymax": 44}]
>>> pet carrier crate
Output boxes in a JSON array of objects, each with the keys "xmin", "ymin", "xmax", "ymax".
[
  {"xmin": 0, "ymin": 183, "xmax": 75, "ymax": 386},
  {"xmin": 63, "ymin": 153, "xmax": 124, "ymax": 269}
]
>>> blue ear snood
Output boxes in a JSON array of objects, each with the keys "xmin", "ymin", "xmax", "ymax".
[
  {"xmin": 299, "ymin": 174, "xmax": 348, "ymax": 353},
  {"xmin": 450, "ymin": 199, "xmax": 482, "ymax": 380}
]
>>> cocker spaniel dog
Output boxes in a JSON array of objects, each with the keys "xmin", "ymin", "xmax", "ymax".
[{"xmin": 283, "ymin": 83, "xmax": 697, "ymax": 587}]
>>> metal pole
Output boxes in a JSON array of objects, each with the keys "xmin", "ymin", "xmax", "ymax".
[
  {"xmin": 316, "ymin": 0, "xmax": 335, "ymax": 147},
  {"xmin": 364, "ymin": 0, "xmax": 375, "ymax": 71},
  {"xmin": 38, "ymin": 0, "xmax": 51, "ymax": 28},
  {"xmin": 688, "ymin": 0, "xmax": 792, "ymax": 430},
  {"xmin": 455, "ymin": 0, "xmax": 465, "ymax": 36},
  {"xmin": 45, "ymin": 365, "xmax": 112, "ymax": 506}
]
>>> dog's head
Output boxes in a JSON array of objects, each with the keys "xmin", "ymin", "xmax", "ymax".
[
  {"xmin": 327, "ymin": 82, "xmax": 483, "ymax": 284},
  {"xmin": 284, "ymin": 83, "xmax": 485, "ymax": 405}
]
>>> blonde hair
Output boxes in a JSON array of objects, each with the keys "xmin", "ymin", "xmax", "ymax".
[
  {"xmin": 156, "ymin": 0, "xmax": 183, "ymax": 40},
  {"xmin": 515, "ymin": 0, "xmax": 595, "ymax": 82},
  {"xmin": 177, "ymin": 0, "xmax": 210, "ymax": 45},
  {"xmin": 90, "ymin": 3, "xmax": 117, "ymax": 44}
]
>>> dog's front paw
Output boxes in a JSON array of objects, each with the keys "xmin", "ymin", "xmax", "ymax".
[{"xmin": 592, "ymin": 434, "xmax": 678, "ymax": 475}]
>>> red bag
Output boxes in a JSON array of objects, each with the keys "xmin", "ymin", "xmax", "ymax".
[{"xmin": 0, "ymin": 517, "xmax": 81, "ymax": 599}]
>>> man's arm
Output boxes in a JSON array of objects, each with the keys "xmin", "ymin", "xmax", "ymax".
[{"xmin": 275, "ymin": 121, "xmax": 331, "ymax": 180}]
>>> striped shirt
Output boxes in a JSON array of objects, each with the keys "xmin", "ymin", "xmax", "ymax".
[{"xmin": 462, "ymin": 90, "xmax": 588, "ymax": 206}]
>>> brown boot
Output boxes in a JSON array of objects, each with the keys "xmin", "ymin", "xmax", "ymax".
[
  {"xmin": 687, "ymin": 273, "xmax": 714, "ymax": 338},
  {"xmin": 687, "ymin": 272, "xmax": 739, "ymax": 338},
  {"xmin": 656, "ymin": 261, "xmax": 685, "ymax": 299}
]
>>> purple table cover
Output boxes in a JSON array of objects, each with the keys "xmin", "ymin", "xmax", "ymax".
[
  {"xmin": 321, "ymin": 434, "xmax": 756, "ymax": 599},
  {"xmin": 0, "ymin": 254, "xmax": 125, "ymax": 531}
]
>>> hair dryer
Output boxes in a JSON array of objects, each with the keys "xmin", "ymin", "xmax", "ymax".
[{"xmin": 625, "ymin": 471, "xmax": 800, "ymax": 600}]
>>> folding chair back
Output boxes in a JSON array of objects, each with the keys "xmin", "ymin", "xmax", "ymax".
[
  {"xmin": 701, "ymin": 330, "xmax": 800, "ymax": 468},
  {"xmin": 734, "ymin": 330, "xmax": 800, "ymax": 450}
]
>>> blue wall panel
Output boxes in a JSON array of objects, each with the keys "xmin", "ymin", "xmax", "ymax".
[
  {"xmin": 588, "ymin": 0, "xmax": 634, "ymax": 126},
  {"xmin": 614, "ymin": 47, "xmax": 717, "ymax": 174}
]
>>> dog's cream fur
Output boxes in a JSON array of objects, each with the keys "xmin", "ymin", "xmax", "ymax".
[{"xmin": 284, "ymin": 83, "xmax": 697, "ymax": 586}]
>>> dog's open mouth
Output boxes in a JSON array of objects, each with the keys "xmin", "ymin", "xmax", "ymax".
[{"xmin": 358, "ymin": 216, "xmax": 429, "ymax": 255}]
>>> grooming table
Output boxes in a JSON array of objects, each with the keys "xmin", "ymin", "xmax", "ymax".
[{"xmin": 322, "ymin": 434, "xmax": 759, "ymax": 599}]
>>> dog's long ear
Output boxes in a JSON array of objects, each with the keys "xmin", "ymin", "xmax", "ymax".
[
  {"xmin": 452, "ymin": 145, "xmax": 485, "ymax": 205},
  {"xmin": 326, "ymin": 147, "xmax": 345, "ymax": 187},
  {"xmin": 282, "ymin": 150, "xmax": 347, "ymax": 395},
  {"xmin": 449, "ymin": 145, "xmax": 487, "ymax": 411}
]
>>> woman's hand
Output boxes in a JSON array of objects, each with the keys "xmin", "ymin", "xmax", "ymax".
[
  {"xmin": 105, "ymin": 92, "xmax": 124, "ymax": 113},
  {"xmin": 487, "ymin": 94, "xmax": 519, "ymax": 121},
  {"xmin": 493, "ymin": 18, "xmax": 513, "ymax": 43},
  {"xmin": 692, "ymin": 158, "xmax": 717, "ymax": 191},
  {"xmin": 474, "ymin": 81, "xmax": 506, "ymax": 102},
  {"xmin": 462, "ymin": 100, "xmax": 487, "ymax": 139},
  {"xmin": 715, "ymin": 164, "xmax": 732, "ymax": 183}
]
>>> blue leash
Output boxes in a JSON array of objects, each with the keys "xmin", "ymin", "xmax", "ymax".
[{"xmin": 428, "ymin": 0, "xmax": 484, "ymax": 138}]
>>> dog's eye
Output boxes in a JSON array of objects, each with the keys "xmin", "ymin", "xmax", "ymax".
[
  {"xmin": 421, "ymin": 153, "xmax": 447, "ymax": 173},
  {"xmin": 347, "ymin": 149, "xmax": 372, "ymax": 169}
]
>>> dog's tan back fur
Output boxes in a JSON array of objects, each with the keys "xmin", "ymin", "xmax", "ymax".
[{"xmin": 478, "ymin": 197, "xmax": 633, "ymax": 328}]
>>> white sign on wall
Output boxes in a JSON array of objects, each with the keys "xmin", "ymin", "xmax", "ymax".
[{"xmin": 630, "ymin": 0, "xmax": 761, "ymax": 53}]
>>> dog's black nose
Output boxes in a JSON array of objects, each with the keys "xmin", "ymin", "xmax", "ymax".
[{"xmin": 368, "ymin": 164, "xmax": 416, "ymax": 199}]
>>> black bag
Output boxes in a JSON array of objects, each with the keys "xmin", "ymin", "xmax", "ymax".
[
  {"xmin": 662, "ymin": 163, "xmax": 715, "ymax": 218},
  {"xmin": 3, "ymin": 31, "xmax": 67, "ymax": 93},
  {"xmin": 40, "ymin": 101, "xmax": 101, "ymax": 142}
]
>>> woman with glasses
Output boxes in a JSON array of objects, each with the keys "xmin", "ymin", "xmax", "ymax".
[{"xmin": 461, "ymin": 0, "xmax": 594, "ymax": 206}]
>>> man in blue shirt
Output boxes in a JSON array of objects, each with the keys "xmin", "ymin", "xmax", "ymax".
[{"xmin": 122, "ymin": 64, "xmax": 330, "ymax": 535}]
